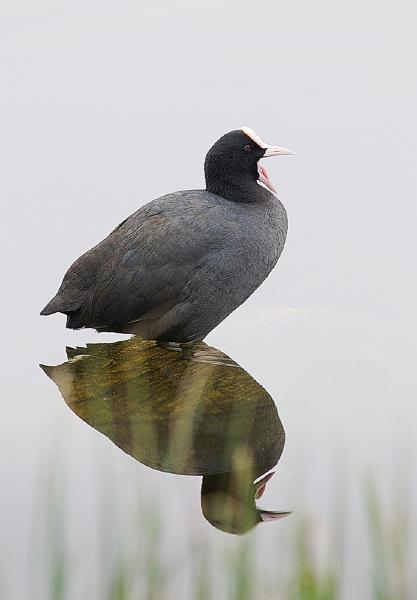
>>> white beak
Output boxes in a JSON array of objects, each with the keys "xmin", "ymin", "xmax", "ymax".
[{"xmin": 263, "ymin": 145, "xmax": 295, "ymax": 157}]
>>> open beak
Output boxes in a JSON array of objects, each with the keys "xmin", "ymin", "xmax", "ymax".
[
  {"xmin": 258, "ymin": 145, "xmax": 295, "ymax": 193},
  {"xmin": 241, "ymin": 126, "xmax": 295, "ymax": 195}
]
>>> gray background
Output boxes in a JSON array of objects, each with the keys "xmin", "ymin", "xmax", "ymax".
[{"xmin": 1, "ymin": 0, "xmax": 416, "ymax": 598}]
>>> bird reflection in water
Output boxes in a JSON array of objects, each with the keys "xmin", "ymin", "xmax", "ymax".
[{"xmin": 41, "ymin": 338, "xmax": 290, "ymax": 534}]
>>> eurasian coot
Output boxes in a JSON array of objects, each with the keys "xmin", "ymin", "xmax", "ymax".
[{"xmin": 41, "ymin": 127, "xmax": 294, "ymax": 342}]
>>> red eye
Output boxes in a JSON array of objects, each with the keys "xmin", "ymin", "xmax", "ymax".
[{"xmin": 243, "ymin": 144, "xmax": 252, "ymax": 152}]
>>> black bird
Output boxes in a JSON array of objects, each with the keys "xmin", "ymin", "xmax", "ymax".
[{"xmin": 41, "ymin": 127, "xmax": 294, "ymax": 342}]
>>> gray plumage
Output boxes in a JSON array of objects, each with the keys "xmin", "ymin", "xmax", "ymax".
[{"xmin": 41, "ymin": 128, "xmax": 291, "ymax": 342}]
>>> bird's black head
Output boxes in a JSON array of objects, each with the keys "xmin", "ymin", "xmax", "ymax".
[
  {"xmin": 201, "ymin": 471, "xmax": 291, "ymax": 535},
  {"xmin": 204, "ymin": 127, "xmax": 294, "ymax": 203}
]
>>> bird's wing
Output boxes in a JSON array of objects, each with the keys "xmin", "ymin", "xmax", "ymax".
[{"xmin": 67, "ymin": 192, "xmax": 238, "ymax": 328}]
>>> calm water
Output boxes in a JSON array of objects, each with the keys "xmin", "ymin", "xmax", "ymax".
[
  {"xmin": 1, "ymin": 1, "xmax": 416, "ymax": 598},
  {"xmin": 42, "ymin": 338, "xmax": 288, "ymax": 534}
]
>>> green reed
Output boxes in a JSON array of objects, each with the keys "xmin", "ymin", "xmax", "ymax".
[{"xmin": 12, "ymin": 459, "xmax": 415, "ymax": 600}]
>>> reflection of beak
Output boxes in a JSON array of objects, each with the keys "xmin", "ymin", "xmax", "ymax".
[
  {"xmin": 259, "ymin": 510, "xmax": 292, "ymax": 522},
  {"xmin": 255, "ymin": 471, "xmax": 292, "ymax": 523},
  {"xmin": 255, "ymin": 471, "xmax": 275, "ymax": 499},
  {"xmin": 263, "ymin": 145, "xmax": 295, "ymax": 157}
]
